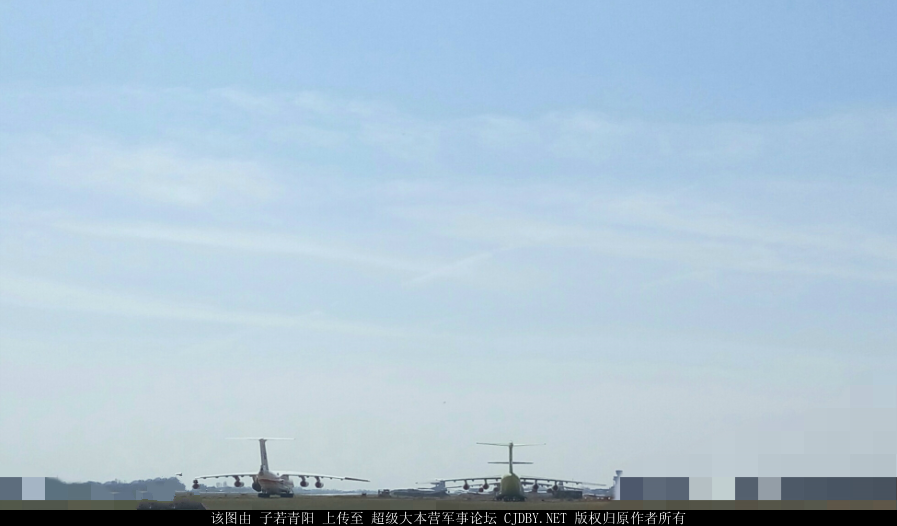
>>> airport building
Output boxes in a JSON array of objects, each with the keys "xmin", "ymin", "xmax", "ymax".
[{"xmin": 614, "ymin": 476, "xmax": 896, "ymax": 500}]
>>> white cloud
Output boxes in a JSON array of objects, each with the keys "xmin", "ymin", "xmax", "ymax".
[
  {"xmin": 56, "ymin": 142, "xmax": 274, "ymax": 206},
  {"xmin": 2, "ymin": 136, "xmax": 277, "ymax": 207},
  {"xmin": 0, "ymin": 273, "xmax": 418, "ymax": 339},
  {"xmin": 4, "ymin": 87, "xmax": 897, "ymax": 297},
  {"xmin": 10, "ymin": 87, "xmax": 894, "ymax": 191},
  {"xmin": 470, "ymin": 115, "xmax": 541, "ymax": 151},
  {"xmin": 53, "ymin": 221, "xmax": 434, "ymax": 274},
  {"xmin": 387, "ymin": 188, "xmax": 897, "ymax": 285},
  {"xmin": 405, "ymin": 245, "xmax": 522, "ymax": 286},
  {"xmin": 48, "ymin": 220, "xmax": 540, "ymax": 291}
]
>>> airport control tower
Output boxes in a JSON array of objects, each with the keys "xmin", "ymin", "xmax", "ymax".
[{"xmin": 613, "ymin": 470, "xmax": 622, "ymax": 500}]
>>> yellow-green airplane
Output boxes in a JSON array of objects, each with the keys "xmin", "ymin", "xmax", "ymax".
[{"xmin": 433, "ymin": 442, "xmax": 604, "ymax": 502}]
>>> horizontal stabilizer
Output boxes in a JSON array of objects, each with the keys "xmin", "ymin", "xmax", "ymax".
[
  {"xmin": 225, "ymin": 437, "xmax": 296, "ymax": 440},
  {"xmin": 477, "ymin": 442, "xmax": 545, "ymax": 447}
]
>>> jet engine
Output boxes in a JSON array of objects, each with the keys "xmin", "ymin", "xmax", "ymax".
[
  {"xmin": 300, "ymin": 477, "xmax": 309, "ymax": 487},
  {"xmin": 192, "ymin": 480, "xmax": 199, "ymax": 490},
  {"xmin": 315, "ymin": 480, "xmax": 324, "ymax": 489},
  {"xmin": 462, "ymin": 482, "xmax": 469, "ymax": 490},
  {"xmin": 552, "ymin": 484, "xmax": 559, "ymax": 492},
  {"xmin": 234, "ymin": 480, "xmax": 243, "ymax": 487},
  {"xmin": 531, "ymin": 483, "xmax": 539, "ymax": 492},
  {"xmin": 482, "ymin": 482, "xmax": 490, "ymax": 490},
  {"xmin": 252, "ymin": 481, "xmax": 262, "ymax": 492}
]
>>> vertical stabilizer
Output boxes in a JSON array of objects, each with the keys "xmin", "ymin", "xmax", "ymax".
[
  {"xmin": 259, "ymin": 439, "xmax": 269, "ymax": 471},
  {"xmin": 479, "ymin": 442, "xmax": 543, "ymax": 475},
  {"xmin": 225, "ymin": 437, "xmax": 293, "ymax": 473}
]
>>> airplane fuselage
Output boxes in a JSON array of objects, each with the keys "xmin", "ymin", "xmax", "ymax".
[
  {"xmin": 392, "ymin": 489, "xmax": 448, "ymax": 498},
  {"xmin": 497, "ymin": 474, "xmax": 525, "ymax": 501},
  {"xmin": 256, "ymin": 469, "xmax": 294, "ymax": 495}
]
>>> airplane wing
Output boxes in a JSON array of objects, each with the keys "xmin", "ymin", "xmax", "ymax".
[
  {"xmin": 429, "ymin": 477, "xmax": 503, "ymax": 484},
  {"xmin": 520, "ymin": 477, "xmax": 606, "ymax": 486},
  {"xmin": 278, "ymin": 472, "xmax": 370, "ymax": 482},
  {"xmin": 193, "ymin": 473, "xmax": 258, "ymax": 480}
]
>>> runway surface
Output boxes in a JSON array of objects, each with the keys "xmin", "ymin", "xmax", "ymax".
[
  {"xmin": 1, "ymin": 495, "xmax": 894, "ymax": 510},
  {"xmin": 189, "ymin": 494, "xmax": 896, "ymax": 510}
]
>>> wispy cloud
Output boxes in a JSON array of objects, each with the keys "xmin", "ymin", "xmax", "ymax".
[
  {"xmin": 390, "ymin": 190, "xmax": 897, "ymax": 285},
  {"xmin": 53, "ymin": 221, "xmax": 433, "ymax": 274},
  {"xmin": 58, "ymin": 143, "xmax": 275, "ymax": 206},
  {"xmin": 212, "ymin": 88, "xmax": 442, "ymax": 163},
  {"xmin": 2, "ymin": 136, "xmax": 277, "ymax": 207},
  {"xmin": 592, "ymin": 194, "xmax": 897, "ymax": 263},
  {"xmin": 4, "ymin": 87, "xmax": 896, "ymax": 289},
  {"xmin": 5, "ymin": 87, "xmax": 896, "ymax": 180},
  {"xmin": 405, "ymin": 245, "xmax": 523, "ymax": 286},
  {"xmin": 0, "ymin": 273, "xmax": 418, "ymax": 339},
  {"xmin": 51, "ymin": 220, "xmax": 532, "ymax": 289},
  {"xmin": 460, "ymin": 108, "xmax": 897, "ymax": 173}
]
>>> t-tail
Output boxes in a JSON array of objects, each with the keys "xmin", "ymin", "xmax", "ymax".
[
  {"xmin": 478, "ymin": 442, "xmax": 544, "ymax": 475},
  {"xmin": 226, "ymin": 437, "xmax": 294, "ymax": 472}
]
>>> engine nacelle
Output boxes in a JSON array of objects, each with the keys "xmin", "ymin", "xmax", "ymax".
[
  {"xmin": 462, "ymin": 482, "xmax": 469, "ymax": 490},
  {"xmin": 482, "ymin": 483, "xmax": 489, "ymax": 490},
  {"xmin": 477, "ymin": 487, "xmax": 483, "ymax": 493},
  {"xmin": 252, "ymin": 482, "xmax": 262, "ymax": 492},
  {"xmin": 300, "ymin": 478, "xmax": 309, "ymax": 487},
  {"xmin": 315, "ymin": 481, "xmax": 323, "ymax": 489},
  {"xmin": 532, "ymin": 483, "xmax": 539, "ymax": 492},
  {"xmin": 234, "ymin": 480, "xmax": 243, "ymax": 488},
  {"xmin": 552, "ymin": 484, "xmax": 559, "ymax": 492},
  {"xmin": 192, "ymin": 480, "xmax": 200, "ymax": 490}
]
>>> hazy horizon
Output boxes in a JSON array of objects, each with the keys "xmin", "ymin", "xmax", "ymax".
[{"xmin": 1, "ymin": 1, "xmax": 895, "ymax": 489}]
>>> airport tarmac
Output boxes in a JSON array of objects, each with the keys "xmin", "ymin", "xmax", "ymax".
[
  {"xmin": 182, "ymin": 494, "xmax": 897, "ymax": 511},
  {"xmin": 1, "ymin": 494, "xmax": 895, "ymax": 510}
]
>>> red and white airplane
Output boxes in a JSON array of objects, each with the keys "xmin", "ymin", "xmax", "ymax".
[{"xmin": 191, "ymin": 438, "xmax": 369, "ymax": 498}]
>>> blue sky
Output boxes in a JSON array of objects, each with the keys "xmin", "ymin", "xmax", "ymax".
[{"xmin": 1, "ymin": 1, "xmax": 896, "ymax": 488}]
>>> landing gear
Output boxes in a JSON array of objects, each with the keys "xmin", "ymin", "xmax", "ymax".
[
  {"xmin": 257, "ymin": 493, "xmax": 270, "ymax": 498},
  {"xmin": 281, "ymin": 493, "xmax": 294, "ymax": 498}
]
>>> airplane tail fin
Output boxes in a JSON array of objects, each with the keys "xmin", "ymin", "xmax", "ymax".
[
  {"xmin": 477, "ymin": 442, "xmax": 544, "ymax": 475},
  {"xmin": 225, "ymin": 438, "xmax": 294, "ymax": 472}
]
